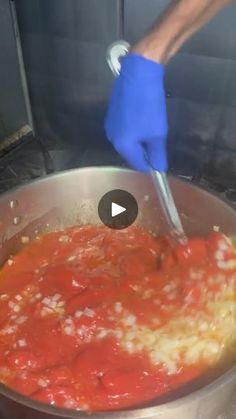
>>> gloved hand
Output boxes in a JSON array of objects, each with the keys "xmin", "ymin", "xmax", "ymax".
[{"xmin": 104, "ymin": 53, "xmax": 168, "ymax": 172}]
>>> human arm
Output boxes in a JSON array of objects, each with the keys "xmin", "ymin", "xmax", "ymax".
[
  {"xmin": 133, "ymin": 0, "xmax": 235, "ymax": 64},
  {"xmin": 105, "ymin": 0, "xmax": 235, "ymax": 172}
]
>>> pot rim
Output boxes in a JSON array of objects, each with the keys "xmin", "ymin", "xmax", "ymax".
[
  {"xmin": 0, "ymin": 165, "xmax": 235, "ymax": 214},
  {"xmin": 0, "ymin": 165, "xmax": 235, "ymax": 417}
]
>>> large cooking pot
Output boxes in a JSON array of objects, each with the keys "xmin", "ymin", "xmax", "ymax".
[{"xmin": 0, "ymin": 167, "xmax": 235, "ymax": 419}]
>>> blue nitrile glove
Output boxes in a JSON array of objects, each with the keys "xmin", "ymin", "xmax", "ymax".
[{"xmin": 104, "ymin": 53, "xmax": 168, "ymax": 172}]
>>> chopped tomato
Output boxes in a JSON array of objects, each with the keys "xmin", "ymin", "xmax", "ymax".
[
  {"xmin": 39, "ymin": 267, "xmax": 88, "ymax": 299},
  {"xmin": 7, "ymin": 350, "xmax": 42, "ymax": 371},
  {"xmin": 45, "ymin": 366, "xmax": 75, "ymax": 387},
  {"xmin": 175, "ymin": 238, "xmax": 207, "ymax": 265},
  {"xmin": 121, "ymin": 248, "xmax": 157, "ymax": 277},
  {"xmin": 0, "ymin": 225, "xmax": 234, "ymax": 412},
  {"xmin": 11, "ymin": 372, "xmax": 41, "ymax": 395},
  {"xmin": 33, "ymin": 386, "xmax": 78, "ymax": 408},
  {"xmin": 101, "ymin": 369, "xmax": 154, "ymax": 395}
]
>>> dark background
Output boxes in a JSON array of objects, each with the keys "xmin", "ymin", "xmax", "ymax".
[{"xmin": 1, "ymin": 0, "xmax": 236, "ymax": 183}]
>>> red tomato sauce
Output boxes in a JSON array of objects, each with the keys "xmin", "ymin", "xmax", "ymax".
[{"xmin": 0, "ymin": 225, "xmax": 235, "ymax": 411}]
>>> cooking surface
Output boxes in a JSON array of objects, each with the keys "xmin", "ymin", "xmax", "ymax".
[
  {"xmin": 0, "ymin": 133, "xmax": 235, "ymax": 206},
  {"xmin": 0, "ymin": 134, "xmax": 235, "ymax": 417}
]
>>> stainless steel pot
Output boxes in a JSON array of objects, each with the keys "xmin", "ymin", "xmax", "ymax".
[{"xmin": 0, "ymin": 167, "xmax": 235, "ymax": 419}]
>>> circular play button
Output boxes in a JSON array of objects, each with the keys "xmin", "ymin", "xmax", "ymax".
[{"xmin": 98, "ymin": 189, "xmax": 138, "ymax": 230}]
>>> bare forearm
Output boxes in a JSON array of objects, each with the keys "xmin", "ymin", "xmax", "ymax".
[{"xmin": 133, "ymin": 0, "xmax": 235, "ymax": 64}]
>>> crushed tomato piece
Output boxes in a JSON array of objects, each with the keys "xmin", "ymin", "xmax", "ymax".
[{"xmin": 0, "ymin": 225, "xmax": 235, "ymax": 412}]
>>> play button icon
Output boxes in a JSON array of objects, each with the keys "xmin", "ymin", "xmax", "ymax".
[
  {"xmin": 112, "ymin": 202, "xmax": 126, "ymax": 217},
  {"xmin": 98, "ymin": 189, "xmax": 138, "ymax": 230}
]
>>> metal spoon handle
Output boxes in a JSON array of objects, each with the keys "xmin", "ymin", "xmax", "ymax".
[{"xmin": 151, "ymin": 170, "xmax": 187, "ymax": 244}]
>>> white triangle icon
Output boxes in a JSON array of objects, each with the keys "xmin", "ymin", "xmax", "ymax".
[{"xmin": 111, "ymin": 202, "xmax": 126, "ymax": 218}]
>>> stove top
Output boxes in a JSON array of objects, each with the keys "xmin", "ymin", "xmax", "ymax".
[
  {"xmin": 0, "ymin": 134, "xmax": 235, "ymax": 418},
  {"xmin": 0, "ymin": 133, "xmax": 236, "ymax": 207},
  {"xmin": 0, "ymin": 133, "xmax": 127, "ymax": 193}
]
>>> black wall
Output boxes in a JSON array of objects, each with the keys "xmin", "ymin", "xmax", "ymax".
[
  {"xmin": 15, "ymin": 0, "xmax": 236, "ymax": 180},
  {"xmin": 0, "ymin": 0, "xmax": 27, "ymax": 139}
]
